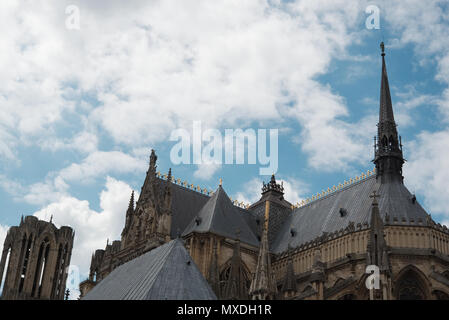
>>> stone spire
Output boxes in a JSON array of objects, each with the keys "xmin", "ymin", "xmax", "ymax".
[
  {"xmin": 249, "ymin": 201, "xmax": 277, "ymax": 300},
  {"xmin": 127, "ymin": 191, "xmax": 135, "ymax": 214},
  {"xmin": 379, "ymin": 41, "xmax": 395, "ymax": 126},
  {"xmin": 121, "ymin": 191, "xmax": 135, "ymax": 242},
  {"xmin": 222, "ymin": 234, "xmax": 248, "ymax": 300},
  {"xmin": 366, "ymin": 190, "xmax": 391, "ymax": 300},
  {"xmin": 138, "ymin": 149, "xmax": 160, "ymax": 205},
  {"xmin": 367, "ymin": 191, "xmax": 389, "ymax": 272},
  {"xmin": 373, "ymin": 42, "xmax": 405, "ymax": 183},
  {"xmin": 281, "ymin": 245, "xmax": 297, "ymax": 298},
  {"xmin": 149, "ymin": 149, "xmax": 157, "ymax": 173}
]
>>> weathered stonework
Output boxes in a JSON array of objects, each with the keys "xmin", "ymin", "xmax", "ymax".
[{"xmin": 0, "ymin": 216, "xmax": 74, "ymax": 300}]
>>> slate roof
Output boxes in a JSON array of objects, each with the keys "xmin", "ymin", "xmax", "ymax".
[
  {"xmin": 167, "ymin": 180, "xmax": 210, "ymax": 238},
  {"xmin": 82, "ymin": 239, "xmax": 217, "ymax": 300},
  {"xmin": 182, "ymin": 186, "xmax": 259, "ymax": 247},
  {"xmin": 272, "ymin": 175, "xmax": 429, "ymax": 254},
  {"xmin": 238, "ymin": 206, "xmax": 260, "ymax": 240}
]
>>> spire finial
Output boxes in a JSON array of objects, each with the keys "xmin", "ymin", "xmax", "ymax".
[
  {"xmin": 380, "ymin": 41, "xmax": 385, "ymax": 56},
  {"xmin": 149, "ymin": 149, "xmax": 157, "ymax": 171},
  {"xmin": 127, "ymin": 190, "xmax": 135, "ymax": 212}
]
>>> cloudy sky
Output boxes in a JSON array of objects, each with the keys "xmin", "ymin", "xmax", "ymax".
[{"xmin": 1, "ymin": 0, "xmax": 449, "ymax": 298}]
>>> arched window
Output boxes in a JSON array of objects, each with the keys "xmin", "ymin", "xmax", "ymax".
[
  {"xmin": 31, "ymin": 237, "xmax": 50, "ymax": 298},
  {"xmin": 396, "ymin": 269, "xmax": 428, "ymax": 300},
  {"xmin": 56, "ymin": 244, "xmax": 69, "ymax": 297},
  {"xmin": 19, "ymin": 234, "xmax": 33, "ymax": 293},
  {"xmin": 51, "ymin": 244, "xmax": 65, "ymax": 299},
  {"xmin": 219, "ymin": 262, "xmax": 251, "ymax": 299}
]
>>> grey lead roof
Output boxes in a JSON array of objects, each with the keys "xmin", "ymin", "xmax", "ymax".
[
  {"xmin": 82, "ymin": 239, "xmax": 217, "ymax": 300},
  {"xmin": 168, "ymin": 180, "xmax": 210, "ymax": 238},
  {"xmin": 272, "ymin": 175, "xmax": 429, "ymax": 254},
  {"xmin": 182, "ymin": 186, "xmax": 259, "ymax": 247}
]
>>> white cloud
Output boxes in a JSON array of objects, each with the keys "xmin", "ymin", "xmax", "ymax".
[
  {"xmin": 404, "ymin": 131, "xmax": 449, "ymax": 219},
  {"xmin": 0, "ymin": 0, "xmax": 372, "ymax": 173},
  {"xmin": 39, "ymin": 131, "xmax": 99, "ymax": 154},
  {"xmin": 58, "ymin": 151, "xmax": 146, "ymax": 184},
  {"xmin": 0, "ymin": 224, "xmax": 9, "ymax": 252},
  {"xmin": 33, "ymin": 176, "xmax": 135, "ymax": 299},
  {"xmin": 234, "ymin": 178, "xmax": 263, "ymax": 204},
  {"xmin": 0, "ymin": 174, "xmax": 25, "ymax": 197},
  {"xmin": 23, "ymin": 151, "xmax": 146, "ymax": 206},
  {"xmin": 281, "ymin": 177, "xmax": 310, "ymax": 205},
  {"xmin": 193, "ymin": 163, "xmax": 221, "ymax": 181}
]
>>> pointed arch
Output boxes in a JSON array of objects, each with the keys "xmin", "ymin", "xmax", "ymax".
[
  {"xmin": 394, "ymin": 265, "xmax": 431, "ymax": 300},
  {"xmin": 31, "ymin": 236, "xmax": 51, "ymax": 298},
  {"xmin": 219, "ymin": 257, "xmax": 251, "ymax": 299},
  {"xmin": 18, "ymin": 233, "xmax": 33, "ymax": 293},
  {"xmin": 51, "ymin": 243, "xmax": 63, "ymax": 298}
]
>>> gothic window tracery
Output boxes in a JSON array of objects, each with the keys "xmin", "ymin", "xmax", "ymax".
[
  {"xmin": 219, "ymin": 263, "xmax": 250, "ymax": 299},
  {"xmin": 396, "ymin": 270, "xmax": 427, "ymax": 300}
]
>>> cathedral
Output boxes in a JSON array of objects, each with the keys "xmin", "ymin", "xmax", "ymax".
[{"xmin": 77, "ymin": 44, "xmax": 449, "ymax": 300}]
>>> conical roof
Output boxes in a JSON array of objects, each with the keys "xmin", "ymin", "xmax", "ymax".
[{"xmin": 182, "ymin": 186, "xmax": 259, "ymax": 247}]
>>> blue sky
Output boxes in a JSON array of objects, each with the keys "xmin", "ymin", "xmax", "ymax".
[{"xmin": 1, "ymin": 0, "xmax": 449, "ymax": 298}]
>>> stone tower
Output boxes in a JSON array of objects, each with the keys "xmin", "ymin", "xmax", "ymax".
[{"xmin": 0, "ymin": 216, "xmax": 74, "ymax": 300}]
